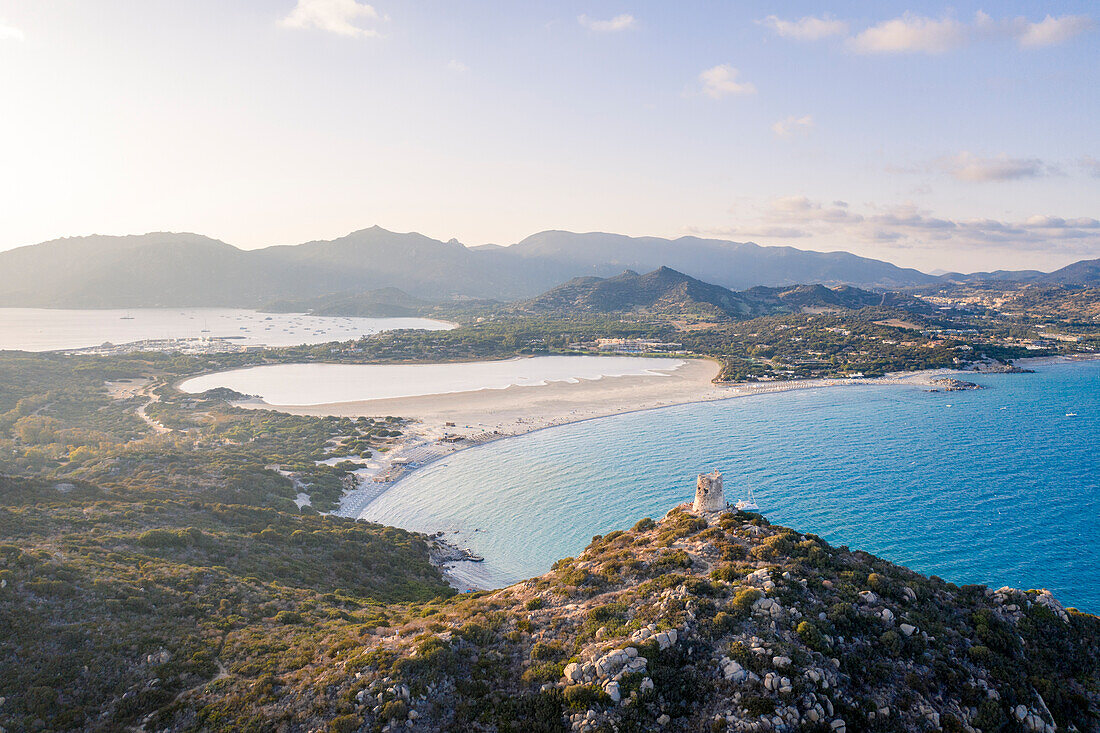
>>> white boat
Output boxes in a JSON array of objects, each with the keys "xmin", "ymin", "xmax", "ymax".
[{"xmin": 734, "ymin": 486, "xmax": 760, "ymax": 512}]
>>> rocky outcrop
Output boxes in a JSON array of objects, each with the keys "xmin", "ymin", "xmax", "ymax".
[
  {"xmin": 929, "ymin": 377, "xmax": 981, "ymax": 391},
  {"xmin": 333, "ymin": 507, "xmax": 1100, "ymax": 732}
]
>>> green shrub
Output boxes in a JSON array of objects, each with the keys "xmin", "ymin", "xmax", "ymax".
[
  {"xmin": 587, "ymin": 602, "xmax": 627, "ymax": 623},
  {"xmin": 137, "ymin": 528, "xmax": 188, "ymax": 548},
  {"xmin": 274, "ymin": 610, "xmax": 302, "ymax": 624},
  {"xmin": 563, "ymin": 684, "xmax": 607, "ymax": 710},
  {"xmin": 742, "ymin": 695, "xmax": 775, "ymax": 716},
  {"xmin": 797, "ymin": 620, "xmax": 828, "ymax": 651},
  {"xmin": 328, "ymin": 714, "xmax": 361, "ymax": 732},
  {"xmin": 867, "ymin": 572, "xmax": 892, "ymax": 596},
  {"xmin": 531, "ymin": 641, "xmax": 564, "ymax": 661},
  {"xmin": 879, "ymin": 630, "xmax": 902, "ymax": 655},
  {"xmin": 974, "ymin": 699, "xmax": 1007, "ymax": 730},
  {"xmin": 651, "ymin": 549, "xmax": 692, "ymax": 572},
  {"xmin": 710, "ymin": 564, "xmax": 741, "ymax": 583},
  {"xmin": 380, "ymin": 699, "xmax": 408, "ymax": 720},
  {"xmin": 522, "ymin": 661, "xmax": 565, "ymax": 684},
  {"xmin": 730, "ymin": 588, "xmax": 762, "ymax": 617},
  {"xmin": 721, "ymin": 544, "xmax": 747, "ymax": 561},
  {"xmin": 710, "ymin": 611, "xmax": 734, "ymax": 633}
]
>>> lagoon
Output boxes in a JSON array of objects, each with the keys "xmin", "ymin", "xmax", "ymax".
[
  {"xmin": 179, "ymin": 356, "xmax": 684, "ymax": 405},
  {"xmin": 361, "ymin": 359, "xmax": 1100, "ymax": 611},
  {"xmin": 0, "ymin": 307, "xmax": 452, "ymax": 352}
]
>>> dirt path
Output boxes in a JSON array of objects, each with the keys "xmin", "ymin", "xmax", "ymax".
[
  {"xmin": 106, "ymin": 378, "xmax": 171, "ymax": 434},
  {"xmin": 135, "ymin": 390, "xmax": 170, "ymax": 434}
]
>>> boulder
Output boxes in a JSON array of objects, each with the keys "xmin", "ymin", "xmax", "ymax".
[{"xmin": 1033, "ymin": 590, "xmax": 1070, "ymax": 623}]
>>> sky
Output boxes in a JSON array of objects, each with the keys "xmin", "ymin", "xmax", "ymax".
[{"xmin": 0, "ymin": 1, "xmax": 1098, "ymax": 273}]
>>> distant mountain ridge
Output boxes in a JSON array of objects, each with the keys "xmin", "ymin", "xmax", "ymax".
[
  {"xmin": 939, "ymin": 257, "xmax": 1100, "ymax": 287},
  {"xmin": 0, "ymin": 227, "xmax": 1094, "ymax": 308}
]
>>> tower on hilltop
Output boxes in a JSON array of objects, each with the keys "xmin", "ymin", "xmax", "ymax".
[{"xmin": 692, "ymin": 470, "xmax": 725, "ymax": 514}]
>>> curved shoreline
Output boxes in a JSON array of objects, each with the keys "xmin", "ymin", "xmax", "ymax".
[{"xmin": 327, "ymin": 360, "xmax": 963, "ymax": 523}]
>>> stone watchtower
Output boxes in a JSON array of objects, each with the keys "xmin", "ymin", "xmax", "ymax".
[{"xmin": 692, "ymin": 471, "xmax": 725, "ymax": 514}]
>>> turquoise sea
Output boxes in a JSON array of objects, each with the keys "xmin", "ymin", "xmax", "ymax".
[{"xmin": 361, "ymin": 359, "xmax": 1100, "ymax": 612}]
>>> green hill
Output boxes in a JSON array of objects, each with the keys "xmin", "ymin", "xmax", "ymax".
[{"xmin": 516, "ymin": 268, "xmax": 928, "ymax": 319}]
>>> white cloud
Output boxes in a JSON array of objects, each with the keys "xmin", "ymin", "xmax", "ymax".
[
  {"xmin": 772, "ymin": 115, "xmax": 814, "ymax": 137},
  {"xmin": 1080, "ymin": 156, "xmax": 1100, "ymax": 178},
  {"xmin": 447, "ymin": 59, "xmax": 469, "ymax": 73},
  {"xmin": 761, "ymin": 11, "xmax": 1093, "ymax": 54},
  {"xmin": 1015, "ymin": 14, "xmax": 1094, "ymax": 48},
  {"xmin": 0, "ymin": 19, "xmax": 24, "ymax": 41},
  {"xmin": 578, "ymin": 14, "xmax": 637, "ymax": 32},
  {"xmin": 698, "ymin": 225, "xmax": 812, "ymax": 239},
  {"xmin": 803, "ymin": 11, "xmax": 1095, "ymax": 54},
  {"xmin": 939, "ymin": 152, "xmax": 1053, "ymax": 182},
  {"xmin": 280, "ymin": 0, "xmax": 383, "ymax": 38},
  {"xmin": 699, "ymin": 64, "xmax": 756, "ymax": 99},
  {"xmin": 758, "ymin": 15, "xmax": 848, "ymax": 41},
  {"xmin": 695, "ymin": 197, "xmax": 1100, "ymax": 255},
  {"xmin": 848, "ymin": 13, "xmax": 966, "ymax": 54}
]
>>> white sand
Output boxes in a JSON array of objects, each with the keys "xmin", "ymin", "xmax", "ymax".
[{"xmin": 254, "ymin": 359, "xmax": 948, "ymax": 438}]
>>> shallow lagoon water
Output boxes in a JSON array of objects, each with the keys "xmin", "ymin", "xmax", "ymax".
[
  {"xmin": 362, "ymin": 360, "xmax": 1100, "ymax": 611},
  {"xmin": 179, "ymin": 356, "xmax": 683, "ymax": 405},
  {"xmin": 0, "ymin": 307, "xmax": 452, "ymax": 352}
]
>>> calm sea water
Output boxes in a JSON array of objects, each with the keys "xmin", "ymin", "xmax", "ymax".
[
  {"xmin": 180, "ymin": 356, "xmax": 683, "ymax": 405},
  {"xmin": 0, "ymin": 308, "xmax": 452, "ymax": 352},
  {"xmin": 362, "ymin": 360, "xmax": 1100, "ymax": 611}
]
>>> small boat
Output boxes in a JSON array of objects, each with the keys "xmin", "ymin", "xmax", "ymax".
[
  {"xmin": 1066, "ymin": 413, "xmax": 1078, "ymax": 417},
  {"xmin": 734, "ymin": 486, "xmax": 760, "ymax": 512}
]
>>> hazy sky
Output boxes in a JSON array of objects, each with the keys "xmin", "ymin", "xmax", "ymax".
[{"xmin": 1, "ymin": 1, "xmax": 1097, "ymax": 272}]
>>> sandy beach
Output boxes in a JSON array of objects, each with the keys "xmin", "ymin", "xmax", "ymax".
[
  {"xmin": 260, "ymin": 358, "xmax": 952, "ymax": 437},
  {"xmin": 220, "ymin": 357, "xmax": 961, "ymax": 520}
]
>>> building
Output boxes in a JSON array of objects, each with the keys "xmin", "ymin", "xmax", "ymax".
[
  {"xmin": 692, "ymin": 470, "xmax": 725, "ymax": 514},
  {"xmin": 595, "ymin": 338, "xmax": 683, "ymax": 353}
]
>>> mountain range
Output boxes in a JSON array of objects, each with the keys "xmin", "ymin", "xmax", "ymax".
[{"xmin": 0, "ymin": 227, "xmax": 1095, "ymax": 308}]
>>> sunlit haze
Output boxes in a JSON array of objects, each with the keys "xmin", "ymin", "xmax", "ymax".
[{"xmin": 1, "ymin": 0, "xmax": 1097, "ymax": 271}]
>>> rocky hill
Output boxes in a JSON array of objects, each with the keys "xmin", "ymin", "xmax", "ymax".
[
  {"xmin": 1040, "ymin": 258, "xmax": 1100, "ymax": 287},
  {"xmin": 515, "ymin": 267, "xmax": 756, "ymax": 317},
  {"xmin": 516, "ymin": 268, "xmax": 928, "ymax": 320},
  {"xmin": 158, "ymin": 506, "xmax": 1100, "ymax": 733}
]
